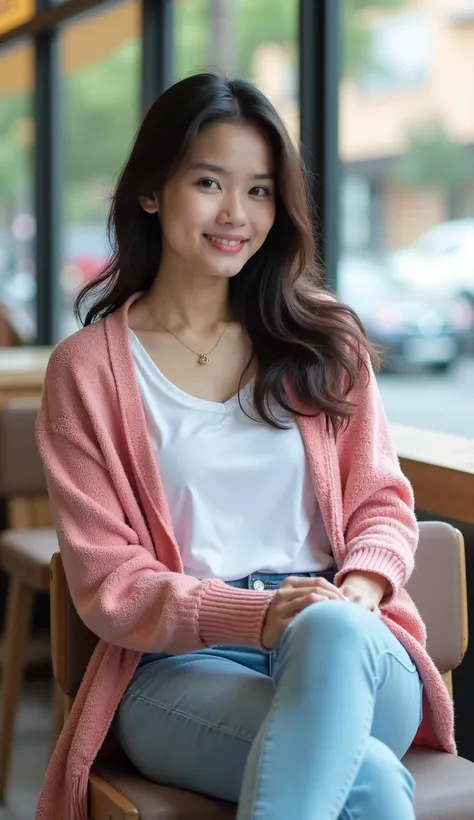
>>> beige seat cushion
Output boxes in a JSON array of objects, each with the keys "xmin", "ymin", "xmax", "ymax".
[
  {"xmin": 405, "ymin": 747, "xmax": 474, "ymax": 820},
  {"xmin": 96, "ymin": 748, "xmax": 474, "ymax": 820},
  {"xmin": 0, "ymin": 528, "xmax": 58, "ymax": 590},
  {"xmin": 94, "ymin": 759, "xmax": 236, "ymax": 820}
]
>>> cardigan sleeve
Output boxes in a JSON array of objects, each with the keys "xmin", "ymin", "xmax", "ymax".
[
  {"xmin": 334, "ymin": 357, "xmax": 418, "ymax": 603},
  {"xmin": 36, "ymin": 382, "xmax": 273, "ymax": 655}
]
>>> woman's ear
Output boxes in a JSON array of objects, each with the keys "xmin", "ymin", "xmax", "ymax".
[{"xmin": 139, "ymin": 194, "xmax": 159, "ymax": 214}]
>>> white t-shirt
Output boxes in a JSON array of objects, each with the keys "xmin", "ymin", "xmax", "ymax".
[{"xmin": 130, "ymin": 330, "xmax": 334, "ymax": 581}]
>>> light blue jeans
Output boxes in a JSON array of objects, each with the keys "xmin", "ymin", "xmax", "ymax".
[{"xmin": 114, "ymin": 570, "xmax": 423, "ymax": 819}]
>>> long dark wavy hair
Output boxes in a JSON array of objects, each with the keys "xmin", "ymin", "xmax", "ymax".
[{"xmin": 75, "ymin": 72, "xmax": 378, "ymax": 433}]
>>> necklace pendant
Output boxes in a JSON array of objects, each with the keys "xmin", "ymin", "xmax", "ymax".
[{"xmin": 198, "ymin": 353, "xmax": 210, "ymax": 365}]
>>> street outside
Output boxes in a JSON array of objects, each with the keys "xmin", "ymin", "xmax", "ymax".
[{"xmin": 378, "ymin": 357, "xmax": 474, "ymax": 438}]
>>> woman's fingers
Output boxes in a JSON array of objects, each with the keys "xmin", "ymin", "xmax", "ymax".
[
  {"xmin": 278, "ymin": 591, "xmax": 335, "ymax": 619},
  {"xmin": 281, "ymin": 585, "xmax": 343, "ymax": 602},
  {"xmin": 262, "ymin": 581, "xmax": 346, "ymax": 649},
  {"xmin": 282, "ymin": 576, "xmax": 346, "ymax": 599}
]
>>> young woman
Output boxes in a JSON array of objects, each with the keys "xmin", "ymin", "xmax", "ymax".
[{"xmin": 36, "ymin": 73, "xmax": 454, "ymax": 820}]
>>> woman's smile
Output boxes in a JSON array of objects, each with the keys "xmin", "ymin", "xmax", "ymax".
[{"xmin": 203, "ymin": 233, "xmax": 249, "ymax": 254}]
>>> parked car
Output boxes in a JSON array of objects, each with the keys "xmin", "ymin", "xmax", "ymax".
[
  {"xmin": 337, "ymin": 257, "xmax": 473, "ymax": 373},
  {"xmin": 0, "ymin": 222, "xmax": 109, "ymax": 339},
  {"xmin": 60, "ymin": 224, "xmax": 108, "ymax": 295},
  {"xmin": 388, "ymin": 219, "xmax": 474, "ymax": 306}
]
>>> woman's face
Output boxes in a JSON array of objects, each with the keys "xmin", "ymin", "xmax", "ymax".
[{"xmin": 142, "ymin": 121, "xmax": 276, "ymax": 280}]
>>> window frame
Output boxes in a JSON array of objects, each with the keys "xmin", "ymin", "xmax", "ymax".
[{"xmin": 0, "ymin": 0, "xmax": 338, "ymax": 343}]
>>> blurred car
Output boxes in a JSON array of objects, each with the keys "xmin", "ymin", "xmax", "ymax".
[
  {"xmin": 388, "ymin": 219, "xmax": 474, "ymax": 306},
  {"xmin": 337, "ymin": 257, "xmax": 473, "ymax": 373},
  {"xmin": 60, "ymin": 225, "xmax": 108, "ymax": 295}
]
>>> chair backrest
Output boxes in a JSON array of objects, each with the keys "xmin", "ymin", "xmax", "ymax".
[
  {"xmin": 50, "ymin": 521, "xmax": 469, "ymax": 700},
  {"xmin": 0, "ymin": 398, "xmax": 51, "ymax": 529},
  {"xmin": 405, "ymin": 521, "xmax": 468, "ymax": 672}
]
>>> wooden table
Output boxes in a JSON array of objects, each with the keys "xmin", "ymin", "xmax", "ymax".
[
  {"xmin": 392, "ymin": 424, "xmax": 474, "ymax": 525},
  {"xmin": 0, "ymin": 346, "xmax": 472, "ymax": 524},
  {"xmin": 0, "ymin": 347, "xmax": 52, "ymax": 403}
]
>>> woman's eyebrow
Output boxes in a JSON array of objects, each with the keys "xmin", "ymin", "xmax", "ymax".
[{"xmin": 190, "ymin": 162, "xmax": 275, "ymax": 181}]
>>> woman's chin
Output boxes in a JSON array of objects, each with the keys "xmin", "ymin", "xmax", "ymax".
[
  {"xmin": 201, "ymin": 260, "xmax": 247, "ymax": 280},
  {"xmin": 184, "ymin": 247, "xmax": 251, "ymax": 280}
]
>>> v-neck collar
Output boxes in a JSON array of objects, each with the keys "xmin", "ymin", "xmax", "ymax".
[{"xmin": 104, "ymin": 293, "xmax": 342, "ymax": 570}]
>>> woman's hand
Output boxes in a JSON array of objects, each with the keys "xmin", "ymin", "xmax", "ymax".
[
  {"xmin": 262, "ymin": 576, "xmax": 346, "ymax": 650},
  {"xmin": 338, "ymin": 571, "xmax": 388, "ymax": 616}
]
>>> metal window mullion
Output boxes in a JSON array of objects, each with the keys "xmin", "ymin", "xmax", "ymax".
[
  {"xmin": 299, "ymin": 0, "xmax": 342, "ymax": 291},
  {"xmin": 34, "ymin": 27, "xmax": 61, "ymax": 345},
  {"xmin": 141, "ymin": 0, "xmax": 173, "ymax": 115}
]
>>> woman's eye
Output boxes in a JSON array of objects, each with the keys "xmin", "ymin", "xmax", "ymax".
[
  {"xmin": 249, "ymin": 186, "xmax": 271, "ymax": 197},
  {"xmin": 198, "ymin": 179, "xmax": 219, "ymax": 190}
]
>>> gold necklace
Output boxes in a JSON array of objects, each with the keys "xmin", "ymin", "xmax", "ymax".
[{"xmin": 144, "ymin": 301, "xmax": 229, "ymax": 365}]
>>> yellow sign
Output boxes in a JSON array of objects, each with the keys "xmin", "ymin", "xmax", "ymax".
[{"xmin": 0, "ymin": 0, "xmax": 34, "ymax": 36}]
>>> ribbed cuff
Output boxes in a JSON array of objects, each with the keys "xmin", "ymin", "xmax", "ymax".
[
  {"xmin": 198, "ymin": 582, "xmax": 274, "ymax": 650},
  {"xmin": 334, "ymin": 547, "xmax": 408, "ymax": 603}
]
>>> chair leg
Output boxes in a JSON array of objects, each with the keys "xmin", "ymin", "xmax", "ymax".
[{"xmin": 0, "ymin": 576, "xmax": 35, "ymax": 802}]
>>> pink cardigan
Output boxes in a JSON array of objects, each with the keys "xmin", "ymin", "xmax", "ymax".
[{"xmin": 35, "ymin": 294, "xmax": 455, "ymax": 820}]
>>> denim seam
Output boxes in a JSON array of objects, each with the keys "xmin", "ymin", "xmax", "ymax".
[
  {"xmin": 247, "ymin": 691, "xmax": 283, "ymax": 819},
  {"xmin": 376, "ymin": 648, "xmax": 419, "ymax": 676},
  {"xmin": 331, "ymin": 647, "xmax": 419, "ymax": 819},
  {"xmin": 340, "ymin": 805, "xmax": 356, "ymax": 820},
  {"xmin": 329, "ymin": 703, "xmax": 374, "ymax": 820},
  {"xmin": 121, "ymin": 689, "xmax": 255, "ymax": 743},
  {"xmin": 249, "ymin": 641, "xmax": 416, "ymax": 818},
  {"xmin": 247, "ymin": 639, "xmax": 377, "ymax": 819}
]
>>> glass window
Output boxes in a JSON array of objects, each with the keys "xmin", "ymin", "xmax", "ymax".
[
  {"xmin": 342, "ymin": 176, "xmax": 372, "ymax": 251},
  {"xmin": 358, "ymin": 11, "xmax": 433, "ymax": 94},
  {"xmin": 59, "ymin": 1, "xmax": 141, "ymax": 340},
  {"xmin": 174, "ymin": 0, "xmax": 299, "ymax": 141},
  {"xmin": 339, "ymin": 0, "xmax": 474, "ymax": 436},
  {"xmin": 0, "ymin": 44, "xmax": 36, "ymax": 346}
]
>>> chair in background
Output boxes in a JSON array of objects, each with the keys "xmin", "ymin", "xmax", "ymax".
[
  {"xmin": 51, "ymin": 521, "xmax": 474, "ymax": 820},
  {"xmin": 0, "ymin": 398, "xmax": 59, "ymax": 802}
]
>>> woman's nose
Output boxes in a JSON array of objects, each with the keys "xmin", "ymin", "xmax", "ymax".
[{"xmin": 217, "ymin": 195, "xmax": 247, "ymax": 226}]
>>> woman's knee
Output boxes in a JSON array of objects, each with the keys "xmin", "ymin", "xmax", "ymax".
[{"xmin": 281, "ymin": 599, "xmax": 374, "ymax": 653}]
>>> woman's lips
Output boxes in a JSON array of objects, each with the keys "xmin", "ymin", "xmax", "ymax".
[{"xmin": 204, "ymin": 234, "xmax": 248, "ymax": 254}]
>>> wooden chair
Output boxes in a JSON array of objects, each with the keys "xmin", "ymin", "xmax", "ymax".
[
  {"xmin": 0, "ymin": 398, "xmax": 60, "ymax": 802},
  {"xmin": 51, "ymin": 521, "xmax": 474, "ymax": 820}
]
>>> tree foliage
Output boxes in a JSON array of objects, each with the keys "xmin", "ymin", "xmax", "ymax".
[
  {"xmin": 0, "ymin": 94, "xmax": 31, "ymax": 213},
  {"xmin": 396, "ymin": 119, "xmax": 473, "ymax": 194},
  {"xmin": 0, "ymin": 0, "xmax": 465, "ymax": 225},
  {"xmin": 343, "ymin": 0, "xmax": 407, "ymax": 78},
  {"xmin": 63, "ymin": 41, "xmax": 139, "ymax": 220}
]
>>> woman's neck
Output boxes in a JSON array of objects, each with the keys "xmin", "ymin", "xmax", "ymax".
[{"xmin": 145, "ymin": 266, "xmax": 234, "ymax": 333}]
